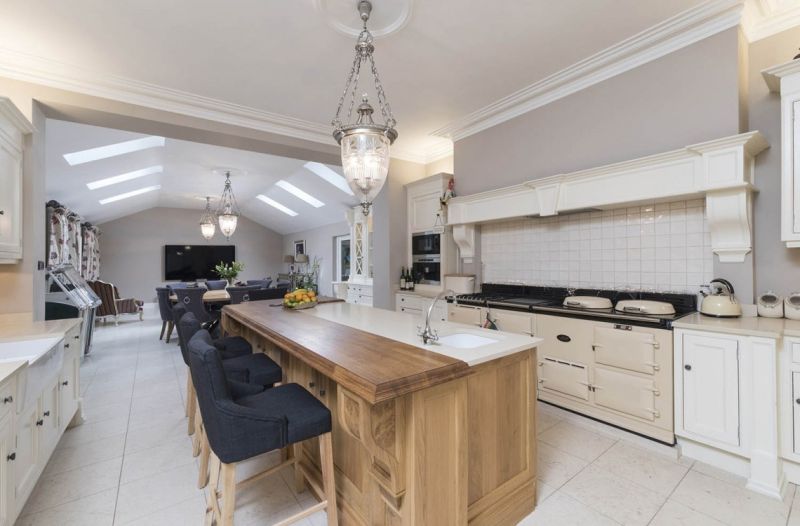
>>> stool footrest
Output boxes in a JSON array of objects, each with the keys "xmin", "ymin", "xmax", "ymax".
[{"xmin": 272, "ymin": 501, "xmax": 327, "ymax": 526}]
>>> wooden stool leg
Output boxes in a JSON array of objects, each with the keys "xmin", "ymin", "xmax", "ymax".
[
  {"xmin": 206, "ymin": 453, "xmax": 221, "ymax": 526},
  {"xmin": 291, "ymin": 443, "xmax": 305, "ymax": 493},
  {"xmin": 319, "ymin": 432, "xmax": 338, "ymax": 526},
  {"xmin": 198, "ymin": 429, "xmax": 210, "ymax": 489},
  {"xmin": 220, "ymin": 462, "xmax": 237, "ymax": 526},
  {"xmin": 192, "ymin": 406, "xmax": 203, "ymax": 457},
  {"xmin": 186, "ymin": 375, "xmax": 196, "ymax": 430}
]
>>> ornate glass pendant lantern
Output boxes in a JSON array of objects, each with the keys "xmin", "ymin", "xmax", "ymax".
[
  {"xmin": 199, "ymin": 196, "xmax": 216, "ymax": 240},
  {"xmin": 332, "ymin": 0, "xmax": 398, "ymax": 215},
  {"xmin": 216, "ymin": 170, "xmax": 241, "ymax": 240}
]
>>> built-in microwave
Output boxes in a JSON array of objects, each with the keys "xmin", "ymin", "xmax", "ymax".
[
  {"xmin": 412, "ymin": 232, "xmax": 441, "ymax": 256},
  {"xmin": 412, "ymin": 255, "xmax": 441, "ymax": 285}
]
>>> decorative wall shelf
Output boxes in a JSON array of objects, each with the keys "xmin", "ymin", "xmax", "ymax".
[{"xmin": 447, "ymin": 132, "xmax": 768, "ymax": 263}]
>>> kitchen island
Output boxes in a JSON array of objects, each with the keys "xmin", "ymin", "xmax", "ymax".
[{"xmin": 222, "ymin": 301, "xmax": 541, "ymax": 526}]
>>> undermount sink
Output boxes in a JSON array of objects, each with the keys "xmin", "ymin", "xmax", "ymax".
[
  {"xmin": 437, "ymin": 333, "xmax": 499, "ymax": 349},
  {"xmin": 0, "ymin": 337, "xmax": 64, "ymax": 412}
]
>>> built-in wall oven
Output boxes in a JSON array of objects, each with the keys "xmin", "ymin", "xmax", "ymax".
[
  {"xmin": 412, "ymin": 256, "xmax": 441, "ymax": 285},
  {"xmin": 411, "ymin": 232, "xmax": 441, "ymax": 256}
]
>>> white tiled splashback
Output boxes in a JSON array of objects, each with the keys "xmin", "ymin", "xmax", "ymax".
[{"xmin": 480, "ymin": 199, "xmax": 713, "ymax": 294}]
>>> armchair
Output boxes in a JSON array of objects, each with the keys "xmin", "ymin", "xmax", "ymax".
[{"xmin": 89, "ymin": 280, "xmax": 144, "ymax": 326}]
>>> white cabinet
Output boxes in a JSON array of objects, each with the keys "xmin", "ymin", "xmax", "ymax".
[
  {"xmin": 58, "ymin": 341, "xmax": 80, "ymax": 433},
  {"xmin": 13, "ymin": 402, "xmax": 38, "ymax": 507},
  {"xmin": 345, "ymin": 206, "xmax": 373, "ymax": 307},
  {"xmin": 764, "ymin": 62, "xmax": 800, "ymax": 247},
  {"xmin": 395, "ymin": 293, "xmax": 446, "ymax": 322},
  {"xmin": 447, "ymin": 304, "xmax": 484, "ymax": 327},
  {"xmin": 0, "ymin": 99, "xmax": 33, "ymax": 264},
  {"xmin": 38, "ymin": 380, "xmax": 60, "ymax": 456},
  {"xmin": 677, "ymin": 332, "xmax": 740, "ymax": 448},
  {"xmin": 0, "ymin": 413, "xmax": 13, "ymax": 526},
  {"xmin": 406, "ymin": 173, "xmax": 452, "ymax": 234},
  {"xmin": 489, "ymin": 309, "xmax": 535, "ymax": 336},
  {"xmin": 346, "ymin": 283, "xmax": 373, "ymax": 307}
]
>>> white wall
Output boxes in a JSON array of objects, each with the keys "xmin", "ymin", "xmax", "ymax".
[
  {"xmin": 282, "ymin": 221, "xmax": 350, "ymax": 297},
  {"xmin": 98, "ymin": 207, "xmax": 284, "ymax": 301}
]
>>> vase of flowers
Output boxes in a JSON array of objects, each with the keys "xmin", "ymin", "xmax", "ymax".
[{"xmin": 214, "ymin": 260, "xmax": 244, "ymax": 286}]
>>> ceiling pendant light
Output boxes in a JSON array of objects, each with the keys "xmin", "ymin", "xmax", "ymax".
[
  {"xmin": 216, "ymin": 170, "xmax": 241, "ymax": 240},
  {"xmin": 199, "ymin": 196, "xmax": 216, "ymax": 240},
  {"xmin": 331, "ymin": 0, "xmax": 398, "ymax": 216}
]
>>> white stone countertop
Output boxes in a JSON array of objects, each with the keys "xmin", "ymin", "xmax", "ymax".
[
  {"xmin": 0, "ymin": 313, "xmax": 80, "ymax": 343},
  {"xmin": 303, "ymin": 302, "xmax": 541, "ymax": 367},
  {"xmin": 673, "ymin": 312, "xmax": 800, "ymax": 339}
]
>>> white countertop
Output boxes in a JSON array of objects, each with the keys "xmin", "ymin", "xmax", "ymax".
[
  {"xmin": 0, "ymin": 313, "xmax": 81, "ymax": 343},
  {"xmin": 673, "ymin": 312, "xmax": 800, "ymax": 339},
  {"xmin": 302, "ymin": 302, "xmax": 541, "ymax": 367},
  {"xmin": 0, "ymin": 360, "xmax": 26, "ymax": 386}
]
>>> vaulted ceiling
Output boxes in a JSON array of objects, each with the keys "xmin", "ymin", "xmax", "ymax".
[{"xmin": 45, "ymin": 119, "xmax": 357, "ymax": 234}]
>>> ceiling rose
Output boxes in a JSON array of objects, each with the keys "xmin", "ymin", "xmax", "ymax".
[{"xmin": 314, "ymin": 0, "xmax": 413, "ymax": 38}]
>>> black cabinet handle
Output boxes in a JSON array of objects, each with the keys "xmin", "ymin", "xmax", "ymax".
[
  {"xmin": 6, "ymin": 452, "xmax": 14, "ymax": 461},
  {"xmin": 35, "ymin": 419, "xmax": 44, "ymax": 426},
  {"xmin": 62, "ymin": 380, "xmax": 69, "ymax": 387},
  {"xmin": 43, "ymin": 411, "xmax": 50, "ymax": 417},
  {"xmin": 64, "ymin": 343, "xmax": 69, "ymax": 348},
  {"xmin": 74, "ymin": 335, "xmax": 80, "ymax": 339},
  {"xmin": 319, "ymin": 389, "xmax": 326, "ymax": 396},
  {"xmin": 3, "ymin": 396, "xmax": 12, "ymax": 404},
  {"xmin": 684, "ymin": 364, "xmax": 692, "ymax": 371},
  {"xmin": 795, "ymin": 398, "xmax": 800, "ymax": 405},
  {"xmin": 556, "ymin": 334, "xmax": 571, "ymax": 343},
  {"xmin": 309, "ymin": 382, "xmax": 316, "ymax": 388}
]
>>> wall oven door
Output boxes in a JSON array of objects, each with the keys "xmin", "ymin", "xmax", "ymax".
[
  {"xmin": 412, "ymin": 256, "xmax": 441, "ymax": 285},
  {"xmin": 411, "ymin": 232, "xmax": 441, "ymax": 256}
]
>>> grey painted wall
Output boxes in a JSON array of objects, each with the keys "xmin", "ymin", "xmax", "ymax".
[
  {"xmin": 98, "ymin": 207, "xmax": 284, "ymax": 302},
  {"xmin": 282, "ymin": 221, "xmax": 350, "ymax": 297},
  {"xmin": 749, "ymin": 27, "xmax": 800, "ymax": 298},
  {"xmin": 454, "ymin": 29, "xmax": 742, "ymax": 196}
]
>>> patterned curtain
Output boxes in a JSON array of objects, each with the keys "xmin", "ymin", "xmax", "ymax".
[
  {"xmin": 67, "ymin": 215, "xmax": 82, "ymax": 272},
  {"xmin": 81, "ymin": 224, "xmax": 101, "ymax": 280},
  {"xmin": 47, "ymin": 205, "xmax": 68, "ymax": 267}
]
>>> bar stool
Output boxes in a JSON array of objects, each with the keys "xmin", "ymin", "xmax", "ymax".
[
  {"xmin": 188, "ymin": 331, "xmax": 338, "ymax": 526},
  {"xmin": 173, "ymin": 304, "xmax": 249, "ymax": 357}
]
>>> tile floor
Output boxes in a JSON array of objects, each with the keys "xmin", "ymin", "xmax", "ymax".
[{"xmin": 14, "ymin": 306, "xmax": 800, "ymax": 525}]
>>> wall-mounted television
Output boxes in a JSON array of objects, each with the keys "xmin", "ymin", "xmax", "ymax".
[{"xmin": 164, "ymin": 245, "xmax": 236, "ymax": 281}]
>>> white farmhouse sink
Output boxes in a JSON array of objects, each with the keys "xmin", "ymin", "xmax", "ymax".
[
  {"xmin": 437, "ymin": 333, "xmax": 499, "ymax": 349},
  {"xmin": 0, "ymin": 337, "xmax": 64, "ymax": 412}
]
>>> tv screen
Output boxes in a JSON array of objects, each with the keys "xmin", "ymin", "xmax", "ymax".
[{"xmin": 164, "ymin": 245, "xmax": 236, "ymax": 281}]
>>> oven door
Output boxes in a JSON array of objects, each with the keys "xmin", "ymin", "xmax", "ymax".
[
  {"xmin": 412, "ymin": 257, "xmax": 441, "ymax": 285},
  {"xmin": 411, "ymin": 232, "xmax": 441, "ymax": 256}
]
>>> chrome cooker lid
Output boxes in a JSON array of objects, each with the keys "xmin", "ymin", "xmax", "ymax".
[
  {"xmin": 562, "ymin": 296, "xmax": 613, "ymax": 309},
  {"xmin": 615, "ymin": 299, "xmax": 675, "ymax": 315}
]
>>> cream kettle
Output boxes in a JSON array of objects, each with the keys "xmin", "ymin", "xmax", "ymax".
[
  {"xmin": 700, "ymin": 278, "xmax": 742, "ymax": 318},
  {"xmin": 786, "ymin": 293, "xmax": 800, "ymax": 320}
]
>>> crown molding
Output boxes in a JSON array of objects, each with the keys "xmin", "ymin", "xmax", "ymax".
[
  {"xmin": 432, "ymin": 0, "xmax": 743, "ymax": 142},
  {"xmin": 742, "ymin": 0, "xmax": 800, "ymax": 42}
]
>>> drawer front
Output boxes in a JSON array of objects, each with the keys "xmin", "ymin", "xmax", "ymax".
[
  {"xmin": 593, "ymin": 367, "xmax": 657, "ymax": 421},
  {"xmin": 0, "ymin": 377, "xmax": 14, "ymax": 422},
  {"xmin": 399, "ymin": 306, "xmax": 423, "ymax": 318},
  {"xmin": 538, "ymin": 357, "xmax": 589, "ymax": 401},
  {"xmin": 593, "ymin": 327, "xmax": 658, "ymax": 375},
  {"xmin": 448, "ymin": 305, "xmax": 483, "ymax": 326},
  {"xmin": 397, "ymin": 294, "xmax": 424, "ymax": 311},
  {"xmin": 794, "ymin": 372, "xmax": 800, "ymax": 455},
  {"xmin": 792, "ymin": 342, "xmax": 800, "ymax": 364}
]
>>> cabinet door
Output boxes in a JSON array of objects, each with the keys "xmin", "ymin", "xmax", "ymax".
[
  {"xmin": 59, "ymin": 350, "xmax": 80, "ymax": 433},
  {"xmin": 0, "ymin": 141, "xmax": 22, "ymax": 261},
  {"xmin": 490, "ymin": 310, "xmax": 534, "ymax": 336},
  {"xmin": 593, "ymin": 367, "xmax": 657, "ymax": 421},
  {"xmin": 39, "ymin": 380, "xmax": 59, "ymax": 459},
  {"xmin": 410, "ymin": 190, "xmax": 442, "ymax": 233},
  {"xmin": 538, "ymin": 358, "xmax": 590, "ymax": 400},
  {"xmin": 447, "ymin": 305, "xmax": 483, "ymax": 327},
  {"xmin": 14, "ymin": 402, "xmax": 39, "ymax": 506},
  {"xmin": 681, "ymin": 334, "xmax": 739, "ymax": 447},
  {"xmin": 794, "ymin": 100, "xmax": 800, "ymax": 235},
  {"xmin": 793, "ymin": 373, "xmax": 800, "ymax": 455},
  {"xmin": 0, "ymin": 414, "xmax": 13, "ymax": 526}
]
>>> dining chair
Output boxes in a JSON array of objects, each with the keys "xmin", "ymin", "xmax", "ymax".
[
  {"xmin": 188, "ymin": 330, "xmax": 337, "ymax": 526},
  {"xmin": 227, "ymin": 285, "xmax": 259, "ymax": 305},
  {"xmin": 174, "ymin": 287, "xmax": 212, "ymax": 323},
  {"xmin": 245, "ymin": 279, "xmax": 272, "ymax": 289},
  {"xmin": 248, "ymin": 288, "xmax": 287, "ymax": 301},
  {"xmin": 155, "ymin": 287, "xmax": 174, "ymax": 342},
  {"xmin": 206, "ymin": 280, "xmax": 228, "ymax": 290}
]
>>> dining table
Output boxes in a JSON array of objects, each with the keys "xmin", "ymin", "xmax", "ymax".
[{"xmin": 169, "ymin": 289, "xmax": 231, "ymax": 304}]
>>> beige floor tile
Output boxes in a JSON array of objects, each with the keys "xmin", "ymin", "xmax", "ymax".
[
  {"xmin": 649, "ymin": 499, "xmax": 726, "ymax": 525},
  {"xmin": 230, "ymin": 468, "xmax": 303, "ymax": 525},
  {"xmin": 671, "ymin": 470, "xmax": 789, "ymax": 526},
  {"xmin": 124, "ymin": 415, "xmax": 187, "ymax": 454},
  {"xmin": 15, "ymin": 487, "xmax": 117, "ymax": 526},
  {"xmin": 592, "ymin": 441, "xmax": 690, "ymax": 496},
  {"xmin": 536, "ymin": 441, "xmax": 588, "ymax": 488},
  {"xmin": 57, "ymin": 416, "xmax": 129, "ymax": 448},
  {"xmin": 79, "ymin": 400, "xmax": 132, "ymax": 424},
  {"xmin": 536, "ymin": 409, "xmax": 562, "ymax": 435},
  {"xmin": 537, "ymin": 480, "xmax": 557, "ymax": 504},
  {"xmin": 538, "ymin": 421, "xmax": 617, "ymax": 462},
  {"xmin": 562, "ymin": 465, "xmax": 665, "ymax": 526},
  {"xmin": 517, "ymin": 491, "xmax": 619, "ymax": 526},
  {"xmin": 114, "ymin": 463, "xmax": 204, "ymax": 524},
  {"xmin": 690, "ymin": 461, "xmax": 748, "ymax": 487},
  {"xmin": 44, "ymin": 433, "xmax": 126, "ymax": 475},
  {"xmin": 22, "ymin": 456, "xmax": 123, "ymax": 514},
  {"xmin": 118, "ymin": 495, "xmax": 206, "ymax": 525},
  {"xmin": 120, "ymin": 434, "xmax": 194, "ymax": 484}
]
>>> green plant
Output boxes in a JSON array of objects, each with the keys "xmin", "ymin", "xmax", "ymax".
[{"xmin": 214, "ymin": 260, "xmax": 244, "ymax": 282}]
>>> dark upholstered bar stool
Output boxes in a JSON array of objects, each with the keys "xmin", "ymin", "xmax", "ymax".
[
  {"xmin": 188, "ymin": 331, "xmax": 338, "ymax": 526},
  {"xmin": 175, "ymin": 287, "xmax": 213, "ymax": 323},
  {"xmin": 156, "ymin": 287, "xmax": 175, "ymax": 342}
]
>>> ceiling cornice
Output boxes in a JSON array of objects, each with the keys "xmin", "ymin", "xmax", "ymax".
[
  {"xmin": 431, "ymin": 0, "xmax": 744, "ymax": 142},
  {"xmin": 742, "ymin": 0, "xmax": 800, "ymax": 41}
]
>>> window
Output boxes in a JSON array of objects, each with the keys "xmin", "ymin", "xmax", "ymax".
[{"xmin": 335, "ymin": 235, "xmax": 351, "ymax": 282}]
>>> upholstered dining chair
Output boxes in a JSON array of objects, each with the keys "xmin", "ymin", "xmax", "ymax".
[
  {"xmin": 88, "ymin": 280, "xmax": 144, "ymax": 326},
  {"xmin": 227, "ymin": 285, "xmax": 259, "ymax": 305},
  {"xmin": 155, "ymin": 287, "xmax": 175, "ymax": 342},
  {"xmin": 174, "ymin": 287, "xmax": 212, "ymax": 323},
  {"xmin": 205, "ymin": 280, "xmax": 228, "ymax": 290},
  {"xmin": 248, "ymin": 288, "xmax": 287, "ymax": 301},
  {"xmin": 166, "ymin": 282, "xmax": 192, "ymax": 291},
  {"xmin": 245, "ymin": 279, "xmax": 272, "ymax": 289},
  {"xmin": 187, "ymin": 330, "xmax": 337, "ymax": 526}
]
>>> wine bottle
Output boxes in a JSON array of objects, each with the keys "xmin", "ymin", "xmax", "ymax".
[
  {"xmin": 409, "ymin": 269, "xmax": 415, "ymax": 291},
  {"xmin": 400, "ymin": 267, "xmax": 407, "ymax": 290}
]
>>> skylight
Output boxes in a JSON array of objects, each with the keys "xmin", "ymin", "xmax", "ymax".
[
  {"xmin": 256, "ymin": 195, "xmax": 298, "ymax": 217},
  {"xmin": 86, "ymin": 165, "xmax": 163, "ymax": 190},
  {"xmin": 275, "ymin": 180, "xmax": 325, "ymax": 208},
  {"xmin": 64, "ymin": 136, "xmax": 166, "ymax": 166},
  {"xmin": 98, "ymin": 185, "xmax": 161, "ymax": 205},
  {"xmin": 303, "ymin": 162, "xmax": 354, "ymax": 196}
]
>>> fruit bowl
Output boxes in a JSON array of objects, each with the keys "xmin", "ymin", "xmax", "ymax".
[{"xmin": 282, "ymin": 288, "xmax": 318, "ymax": 310}]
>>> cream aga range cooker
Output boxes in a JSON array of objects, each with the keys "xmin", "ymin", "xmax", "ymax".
[{"xmin": 452, "ymin": 284, "xmax": 697, "ymax": 444}]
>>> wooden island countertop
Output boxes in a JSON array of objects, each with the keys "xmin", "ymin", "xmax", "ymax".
[{"xmin": 222, "ymin": 300, "xmax": 540, "ymax": 526}]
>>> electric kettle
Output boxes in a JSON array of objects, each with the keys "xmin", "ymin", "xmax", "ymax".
[{"xmin": 700, "ymin": 278, "xmax": 742, "ymax": 318}]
